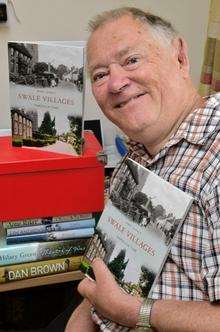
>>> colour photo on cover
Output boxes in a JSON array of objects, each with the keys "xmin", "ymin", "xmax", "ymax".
[{"xmin": 8, "ymin": 41, "xmax": 84, "ymax": 155}]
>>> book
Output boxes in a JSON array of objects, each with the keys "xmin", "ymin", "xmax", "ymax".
[
  {"xmin": 7, "ymin": 227, "xmax": 95, "ymax": 245},
  {"xmin": 0, "ymin": 229, "xmax": 90, "ymax": 266},
  {"xmin": 0, "ymin": 255, "xmax": 82, "ymax": 283},
  {"xmin": 3, "ymin": 213, "xmax": 93, "ymax": 229},
  {"xmin": 8, "ymin": 41, "xmax": 85, "ymax": 155},
  {"xmin": 6, "ymin": 218, "xmax": 95, "ymax": 236},
  {"xmin": 53, "ymin": 212, "xmax": 92, "ymax": 222},
  {"xmin": 81, "ymin": 158, "xmax": 193, "ymax": 298}
]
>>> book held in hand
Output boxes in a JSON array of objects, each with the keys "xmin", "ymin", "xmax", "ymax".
[
  {"xmin": 8, "ymin": 41, "xmax": 85, "ymax": 155},
  {"xmin": 81, "ymin": 158, "xmax": 193, "ymax": 298}
]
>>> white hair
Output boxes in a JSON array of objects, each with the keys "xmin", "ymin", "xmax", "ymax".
[{"xmin": 88, "ymin": 7, "xmax": 178, "ymax": 47}]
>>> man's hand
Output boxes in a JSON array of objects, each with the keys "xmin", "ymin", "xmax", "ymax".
[{"xmin": 78, "ymin": 258, "xmax": 142, "ymax": 328}]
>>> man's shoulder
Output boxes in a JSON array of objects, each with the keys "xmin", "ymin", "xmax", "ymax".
[
  {"xmin": 205, "ymin": 93, "xmax": 220, "ymax": 112},
  {"xmin": 208, "ymin": 92, "xmax": 220, "ymax": 102},
  {"xmin": 178, "ymin": 95, "xmax": 219, "ymax": 147}
]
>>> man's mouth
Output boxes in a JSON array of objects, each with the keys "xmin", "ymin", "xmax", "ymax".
[{"xmin": 115, "ymin": 93, "xmax": 146, "ymax": 109}]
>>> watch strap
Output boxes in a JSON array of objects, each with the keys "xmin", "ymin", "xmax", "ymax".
[{"xmin": 135, "ymin": 298, "xmax": 155, "ymax": 331}]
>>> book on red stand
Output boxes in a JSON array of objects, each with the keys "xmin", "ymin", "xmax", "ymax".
[{"xmin": 8, "ymin": 41, "xmax": 85, "ymax": 156}]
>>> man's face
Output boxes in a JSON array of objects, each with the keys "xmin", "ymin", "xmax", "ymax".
[{"xmin": 87, "ymin": 15, "xmax": 189, "ymax": 147}]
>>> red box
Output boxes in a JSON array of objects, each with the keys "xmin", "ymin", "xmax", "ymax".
[{"xmin": 0, "ymin": 132, "xmax": 104, "ymax": 221}]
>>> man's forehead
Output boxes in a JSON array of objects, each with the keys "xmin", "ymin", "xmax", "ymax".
[
  {"xmin": 87, "ymin": 19, "xmax": 152, "ymax": 72},
  {"xmin": 88, "ymin": 16, "xmax": 147, "ymax": 46}
]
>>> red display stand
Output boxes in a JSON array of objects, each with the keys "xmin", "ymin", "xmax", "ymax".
[{"xmin": 0, "ymin": 132, "xmax": 104, "ymax": 221}]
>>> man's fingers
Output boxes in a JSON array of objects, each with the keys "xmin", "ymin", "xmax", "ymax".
[
  {"xmin": 92, "ymin": 257, "xmax": 116, "ymax": 284},
  {"xmin": 77, "ymin": 275, "xmax": 96, "ymax": 300}
]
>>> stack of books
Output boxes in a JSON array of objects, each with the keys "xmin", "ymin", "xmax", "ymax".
[{"xmin": 0, "ymin": 213, "xmax": 95, "ymax": 283}]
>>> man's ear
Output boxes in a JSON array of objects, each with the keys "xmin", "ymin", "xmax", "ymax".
[{"xmin": 172, "ymin": 37, "xmax": 190, "ymax": 78}]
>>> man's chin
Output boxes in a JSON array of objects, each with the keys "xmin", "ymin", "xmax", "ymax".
[{"xmin": 118, "ymin": 124, "xmax": 148, "ymax": 140}]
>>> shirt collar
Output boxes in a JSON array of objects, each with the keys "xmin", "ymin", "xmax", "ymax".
[
  {"xmin": 128, "ymin": 93, "xmax": 220, "ymax": 164},
  {"xmin": 168, "ymin": 94, "xmax": 220, "ymax": 146}
]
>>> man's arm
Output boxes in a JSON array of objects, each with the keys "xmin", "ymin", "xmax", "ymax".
[
  {"xmin": 78, "ymin": 258, "xmax": 220, "ymax": 331},
  {"xmin": 65, "ymin": 299, "xmax": 99, "ymax": 332},
  {"xmin": 151, "ymin": 299, "xmax": 220, "ymax": 332}
]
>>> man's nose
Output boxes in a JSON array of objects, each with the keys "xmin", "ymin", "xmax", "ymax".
[{"xmin": 108, "ymin": 64, "xmax": 130, "ymax": 93}]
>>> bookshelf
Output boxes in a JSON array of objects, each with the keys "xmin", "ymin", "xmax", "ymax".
[
  {"xmin": 0, "ymin": 131, "xmax": 104, "ymax": 291},
  {"xmin": 0, "ymin": 271, "xmax": 84, "ymax": 292}
]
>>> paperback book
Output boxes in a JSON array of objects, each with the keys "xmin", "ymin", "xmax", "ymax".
[
  {"xmin": 0, "ymin": 222, "xmax": 90, "ymax": 266},
  {"xmin": 0, "ymin": 255, "xmax": 82, "ymax": 283},
  {"xmin": 8, "ymin": 41, "xmax": 85, "ymax": 155},
  {"xmin": 6, "ymin": 227, "xmax": 95, "ymax": 245},
  {"xmin": 3, "ymin": 213, "xmax": 93, "ymax": 229},
  {"xmin": 81, "ymin": 158, "xmax": 193, "ymax": 298},
  {"xmin": 6, "ymin": 218, "xmax": 95, "ymax": 236}
]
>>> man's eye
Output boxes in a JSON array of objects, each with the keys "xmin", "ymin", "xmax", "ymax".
[
  {"xmin": 93, "ymin": 72, "xmax": 108, "ymax": 82},
  {"xmin": 127, "ymin": 57, "xmax": 139, "ymax": 64},
  {"xmin": 124, "ymin": 56, "xmax": 141, "ymax": 69}
]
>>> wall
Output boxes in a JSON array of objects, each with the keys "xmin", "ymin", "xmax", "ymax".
[{"xmin": 0, "ymin": 0, "xmax": 210, "ymax": 145}]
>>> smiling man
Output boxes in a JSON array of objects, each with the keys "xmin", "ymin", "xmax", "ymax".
[
  {"xmin": 87, "ymin": 10, "xmax": 203, "ymax": 156},
  {"xmin": 65, "ymin": 7, "xmax": 220, "ymax": 332}
]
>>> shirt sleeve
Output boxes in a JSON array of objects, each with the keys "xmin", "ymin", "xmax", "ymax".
[
  {"xmin": 201, "ymin": 184, "xmax": 220, "ymax": 301},
  {"xmin": 90, "ymin": 307, "xmax": 131, "ymax": 332}
]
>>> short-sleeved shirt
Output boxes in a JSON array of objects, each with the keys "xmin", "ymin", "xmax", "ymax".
[{"xmin": 91, "ymin": 94, "xmax": 220, "ymax": 331}]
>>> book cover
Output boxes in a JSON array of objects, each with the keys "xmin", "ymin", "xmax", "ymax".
[
  {"xmin": 81, "ymin": 158, "xmax": 193, "ymax": 298},
  {"xmin": 7, "ymin": 227, "xmax": 95, "ymax": 245},
  {"xmin": 8, "ymin": 41, "xmax": 85, "ymax": 155},
  {"xmin": 6, "ymin": 218, "xmax": 95, "ymax": 237},
  {"xmin": 0, "ymin": 255, "xmax": 82, "ymax": 283},
  {"xmin": 3, "ymin": 213, "xmax": 93, "ymax": 229},
  {"xmin": 0, "ymin": 227, "xmax": 89, "ymax": 266}
]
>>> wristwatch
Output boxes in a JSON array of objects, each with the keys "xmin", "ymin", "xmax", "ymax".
[{"xmin": 135, "ymin": 298, "xmax": 155, "ymax": 331}]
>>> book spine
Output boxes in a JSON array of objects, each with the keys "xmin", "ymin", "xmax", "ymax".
[
  {"xmin": 0, "ymin": 238, "xmax": 89, "ymax": 266},
  {"xmin": 52, "ymin": 213, "xmax": 93, "ymax": 222},
  {"xmin": 3, "ymin": 219, "xmax": 44, "ymax": 229},
  {"xmin": 7, "ymin": 219, "xmax": 95, "ymax": 236},
  {"xmin": 3, "ymin": 213, "xmax": 93, "ymax": 229},
  {"xmin": 6, "ymin": 227, "xmax": 95, "ymax": 244},
  {"xmin": 0, "ymin": 255, "xmax": 83, "ymax": 283}
]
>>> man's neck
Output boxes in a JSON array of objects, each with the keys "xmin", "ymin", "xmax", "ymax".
[{"xmin": 143, "ymin": 91, "xmax": 205, "ymax": 157}]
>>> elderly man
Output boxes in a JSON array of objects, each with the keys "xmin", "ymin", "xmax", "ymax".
[{"xmin": 66, "ymin": 7, "xmax": 220, "ymax": 331}]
